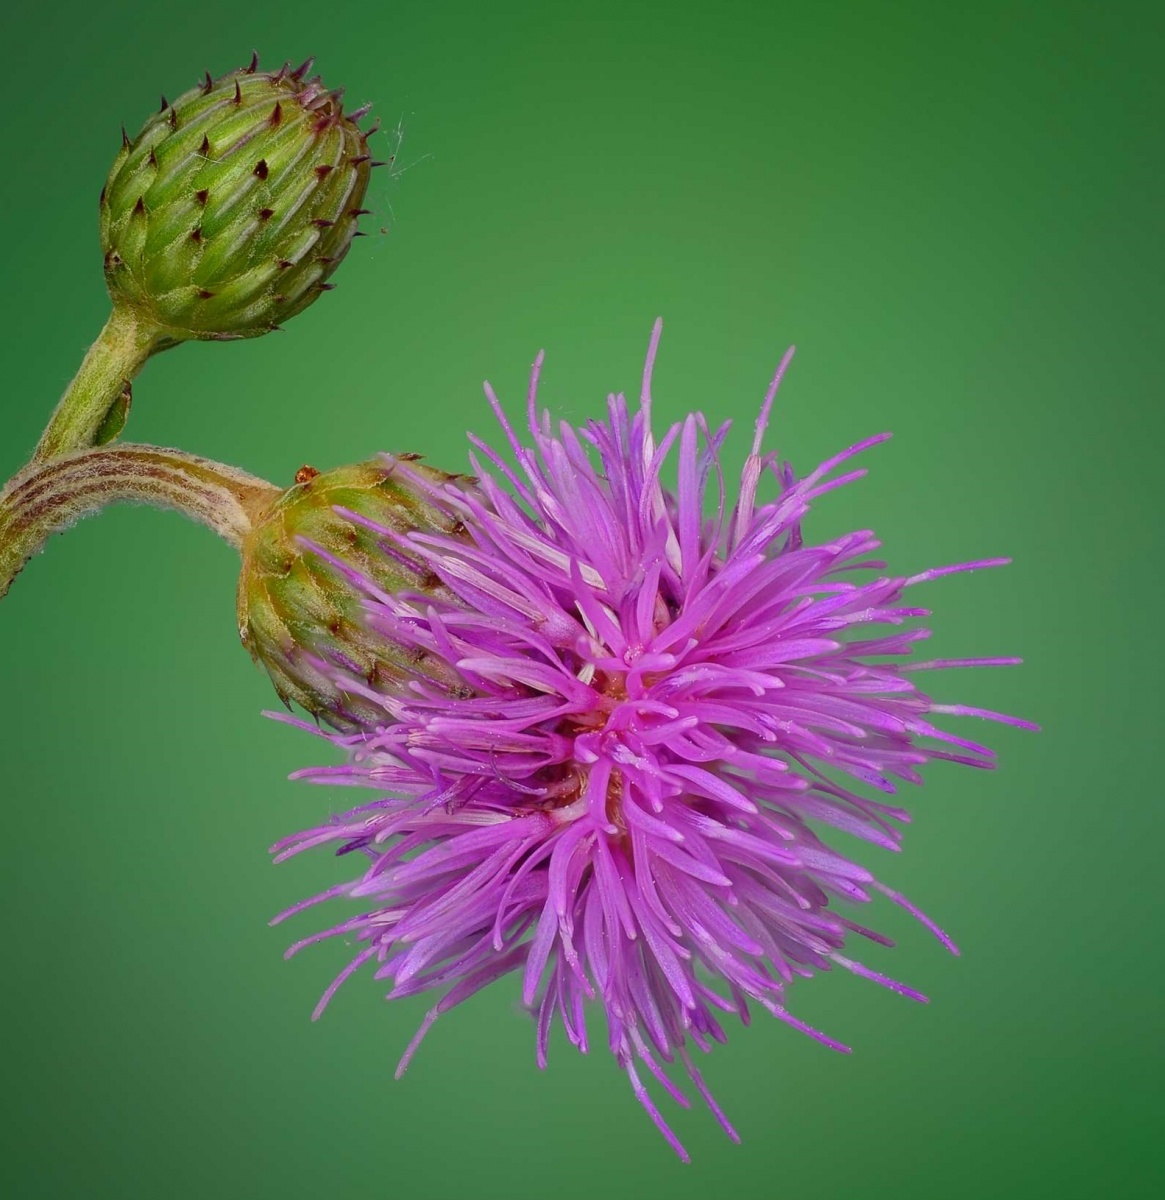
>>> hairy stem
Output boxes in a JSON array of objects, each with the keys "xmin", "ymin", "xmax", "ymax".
[
  {"xmin": 0, "ymin": 445, "xmax": 280, "ymax": 600},
  {"xmin": 32, "ymin": 305, "xmax": 169, "ymax": 463}
]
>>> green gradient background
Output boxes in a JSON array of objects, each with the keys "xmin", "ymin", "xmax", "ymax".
[{"xmin": 1, "ymin": 2, "xmax": 1160, "ymax": 1197}]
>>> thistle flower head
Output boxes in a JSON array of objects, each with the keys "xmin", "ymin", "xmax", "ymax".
[
  {"xmin": 100, "ymin": 54, "xmax": 379, "ymax": 341},
  {"xmin": 270, "ymin": 323, "xmax": 1035, "ymax": 1160}
]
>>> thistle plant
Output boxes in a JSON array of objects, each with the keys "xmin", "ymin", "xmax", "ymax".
[{"xmin": 0, "ymin": 58, "xmax": 1035, "ymax": 1163}]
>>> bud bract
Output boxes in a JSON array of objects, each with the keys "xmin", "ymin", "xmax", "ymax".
[{"xmin": 100, "ymin": 55, "xmax": 376, "ymax": 341}]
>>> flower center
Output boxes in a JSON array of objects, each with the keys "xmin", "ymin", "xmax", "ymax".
[{"xmin": 529, "ymin": 668, "xmax": 632, "ymax": 835}]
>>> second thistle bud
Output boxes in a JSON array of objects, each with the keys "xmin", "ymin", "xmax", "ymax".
[
  {"xmin": 237, "ymin": 456, "xmax": 472, "ymax": 729},
  {"xmin": 100, "ymin": 55, "xmax": 377, "ymax": 342}
]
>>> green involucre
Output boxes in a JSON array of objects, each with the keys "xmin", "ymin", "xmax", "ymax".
[{"xmin": 100, "ymin": 56, "xmax": 376, "ymax": 341}]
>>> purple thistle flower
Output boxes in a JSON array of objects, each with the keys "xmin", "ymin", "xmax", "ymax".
[{"xmin": 269, "ymin": 321, "xmax": 1035, "ymax": 1160}]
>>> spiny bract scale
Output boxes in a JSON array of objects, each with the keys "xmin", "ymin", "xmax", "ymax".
[
  {"xmin": 100, "ymin": 54, "xmax": 379, "ymax": 340},
  {"xmin": 237, "ymin": 456, "xmax": 474, "ymax": 729}
]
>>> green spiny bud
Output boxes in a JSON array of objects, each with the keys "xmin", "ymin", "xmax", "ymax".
[
  {"xmin": 237, "ymin": 456, "xmax": 470, "ymax": 729},
  {"xmin": 100, "ymin": 54, "xmax": 378, "ymax": 342}
]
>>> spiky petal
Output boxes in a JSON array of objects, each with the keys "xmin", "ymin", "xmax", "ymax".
[{"xmin": 270, "ymin": 323, "xmax": 1035, "ymax": 1160}]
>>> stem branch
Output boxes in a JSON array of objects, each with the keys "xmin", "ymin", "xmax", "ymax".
[
  {"xmin": 0, "ymin": 445, "xmax": 280, "ymax": 600},
  {"xmin": 32, "ymin": 305, "xmax": 166, "ymax": 463}
]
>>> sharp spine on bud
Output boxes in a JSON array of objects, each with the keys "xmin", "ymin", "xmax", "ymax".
[
  {"xmin": 270, "ymin": 101, "xmax": 283, "ymax": 127},
  {"xmin": 202, "ymin": 71, "xmax": 214, "ymax": 94},
  {"xmin": 370, "ymin": 160, "xmax": 389, "ymax": 168},
  {"xmin": 348, "ymin": 103, "xmax": 372, "ymax": 121},
  {"xmin": 247, "ymin": 51, "xmax": 260, "ymax": 73},
  {"xmin": 292, "ymin": 57, "xmax": 315, "ymax": 80},
  {"xmin": 258, "ymin": 208, "xmax": 275, "ymax": 221},
  {"xmin": 314, "ymin": 164, "xmax": 334, "ymax": 179},
  {"xmin": 121, "ymin": 125, "xmax": 131, "ymax": 149},
  {"xmin": 200, "ymin": 135, "xmax": 211, "ymax": 156},
  {"xmin": 195, "ymin": 188, "xmax": 209, "ymax": 205},
  {"xmin": 234, "ymin": 80, "xmax": 243, "ymax": 105},
  {"xmin": 159, "ymin": 95, "xmax": 169, "ymax": 111},
  {"xmin": 254, "ymin": 159, "xmax": 269, "ymax": 179}
]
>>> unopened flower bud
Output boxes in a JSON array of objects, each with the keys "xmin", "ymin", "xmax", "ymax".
[
  {"xmin": 100, "ymin": 54, "xmax": 377, "ymax": 342},
  {"xmin": 237, "ymin": 456, "xmax": 471, "ymax": 728}
]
